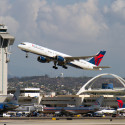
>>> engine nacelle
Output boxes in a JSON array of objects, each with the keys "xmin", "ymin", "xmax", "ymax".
[
  {"xmin": 0, "ymin": 104, "xmax": 4, "ymax": 110},
  {"xmin": 37, "ymin": 56, "xmax": 49, "ymax": 63},
  {"xmin": 56, "ymin": 56, "xmax": 65, "ymax": 62}
]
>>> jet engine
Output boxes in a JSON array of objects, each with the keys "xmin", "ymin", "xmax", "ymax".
[
  {"xmin": 37, "ymin": 56, "xmax": 50, "ymax": 63},
  {"xmin": 0, "ymin": 104, "xmax": 4, "ymax": 110},
  {"xmin": 55, "ymin": 56, "xmax": 65, "ymax": 62}
]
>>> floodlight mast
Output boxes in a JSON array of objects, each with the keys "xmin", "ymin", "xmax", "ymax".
[{"xmin": 0, "ymin": 24, "xmax": 15, "ymax": 95}]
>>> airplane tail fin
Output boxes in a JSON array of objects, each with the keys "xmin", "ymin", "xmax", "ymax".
[
  {"xmin": 116, "ymin": 97, "xmax": 125, "ymax": 108},
  {"xmin": 91, "ymin": 96, "xmax": 104, "ymax": 109},
  {"xmin": 88, "ymin": 51, "xmax": 106, "ymax": 66},
  {"xmin": 10, "ymin": 86, "xmax": 20, "ymax": 104}
]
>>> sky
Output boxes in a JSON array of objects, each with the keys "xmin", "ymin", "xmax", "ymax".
[{"xmin": 0, "ymin": 0, "xmax": 125, "ymax": 78}]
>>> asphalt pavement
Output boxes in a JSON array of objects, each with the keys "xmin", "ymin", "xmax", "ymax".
[{"xmin": 1, "ymin": 119, "xmax": 125, "ymax": 125}]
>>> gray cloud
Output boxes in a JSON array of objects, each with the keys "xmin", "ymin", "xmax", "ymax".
[{"xmin": 37, "ymin": 0, "xmax": 108, "ymax": 43}]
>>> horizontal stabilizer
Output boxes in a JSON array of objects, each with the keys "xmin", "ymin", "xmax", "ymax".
[{"xmin": 93, "ymin": 66, "xmax": 110, "ymax": 70}]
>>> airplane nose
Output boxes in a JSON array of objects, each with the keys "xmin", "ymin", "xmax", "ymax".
[{"xmin": 18, "ymin": 44, "xmax": 21, "ymax": 48}]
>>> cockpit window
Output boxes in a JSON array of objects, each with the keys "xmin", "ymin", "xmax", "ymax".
[{"xmin": 21, "ymin": 43, "xmax": 26, "ymax": 45}]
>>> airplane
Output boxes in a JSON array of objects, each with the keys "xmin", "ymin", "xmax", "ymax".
[
  {"xmin": 0, "ymin": 86, "xmax": 20, "ymax": 113},
  {"xmin": 43, "ymin": 96, "xmax": 104, "ymax": 116},
  {"xmin": 116, "ymin": 97, "xmax": 125, "ymax": 111},
  {"xmin": 95, "ymin": 97, "xmax": 125, "ymax": 115},
  {"xmin": 95, "ymin": 108, "xmax": 116, "ymax": 114},
  {"xmin": 18, "ymin": 42, "xmax": 110, "ymax": 70}
]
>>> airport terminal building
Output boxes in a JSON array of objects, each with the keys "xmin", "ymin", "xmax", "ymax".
[
  {"xmin": 5, "ymin": 73, "xmax": 125, "ymax": 109},
  {"xmin": 39, "ymin": 73, "xmax": 125, "ymax": 108}
]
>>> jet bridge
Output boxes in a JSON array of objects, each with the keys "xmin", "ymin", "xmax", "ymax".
[{"xmin": 0, "ymin": 24, "xmax": 15, "ymax": 95}]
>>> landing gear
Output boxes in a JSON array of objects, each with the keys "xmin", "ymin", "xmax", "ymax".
[
  {"xmin": 53, "ymin": 66, "xmax": 58, "ymax": 69},
  {"xmin": 63, "ymin": 65, "xmax": 68, "ymax": 69},
  {"xmin": 26, "ymin": 52, "xmax": 28, "ymax": 58},
  {"xmin": 53, "ymin": 61, "xmax": 58, "ymax": 69},
  {"xmin": 52, "ymin": 60, "xmax": 68, "ymax": 69}
]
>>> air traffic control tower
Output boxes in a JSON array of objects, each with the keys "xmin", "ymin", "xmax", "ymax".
[{"xmin": 0, "ymin": 24, "xmax": 15, "ymax": 95}]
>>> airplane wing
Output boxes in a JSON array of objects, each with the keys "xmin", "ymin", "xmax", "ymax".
[
  {"xmin": 93, "ymin": 66, "xmax": 110, "ymax": 70},
  {"xmin": 64, "ymin": 55, "xmax": 96, "ymax": 61}
]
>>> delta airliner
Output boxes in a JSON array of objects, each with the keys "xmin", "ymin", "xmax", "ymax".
[{"xmin": 18, "ymin": 42, "xmax": 110, "ymax": 70}]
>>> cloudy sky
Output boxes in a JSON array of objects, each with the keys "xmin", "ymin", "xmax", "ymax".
[{"xmin": 0, "ymin": 0, "xmax": 125, "ymax": 78}]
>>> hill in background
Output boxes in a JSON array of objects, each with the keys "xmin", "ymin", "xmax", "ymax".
[{"xmin": 8, "ymin": 75, "xmax": 124, "ymax": 95}]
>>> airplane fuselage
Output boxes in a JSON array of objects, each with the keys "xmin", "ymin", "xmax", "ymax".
[
  {"xmin": 117, "ymin": 108, "xmax": 125, "ymax": 111},
  {"xmin": 96, "ymin": 109, "xmax": 116, "ymax": 114},
  {"xmin": 43, "ymin": 107, "xmax": 96, "ymax": 114},
  {"xmin": 18, "ymin": 42, "xmax": 102, "ymax": 70}
]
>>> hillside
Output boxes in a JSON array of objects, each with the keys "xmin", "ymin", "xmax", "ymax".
[{"xmin": 8, "ymin": 75, "xmax": 124, "ymax": 95}]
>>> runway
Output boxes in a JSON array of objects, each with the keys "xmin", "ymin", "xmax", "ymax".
[{"xmin": 1, "ymin": 119, "xmax": 125, "ymax": 125}]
